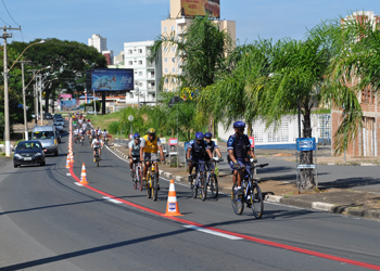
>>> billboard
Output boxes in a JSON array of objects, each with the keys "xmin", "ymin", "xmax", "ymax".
[
  {"xmin": 181, "ymin": 0, "xmax": 220, "ymax": 18},
  {"xmin": 91, "ymin": 68, "xmax": 134, "ymax": 91}
]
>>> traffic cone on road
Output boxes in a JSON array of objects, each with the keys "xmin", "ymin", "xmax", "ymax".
[
  {"xmin": 80, "ymin": 163, "xmax": 89, "ymax": 184},
  {"xmin": 65, "ymin": 154, "xmax": 71, "ymax": 168},
  {"xmin": 164, "ymin": 179, "xmax": 182, "ymax": 216}
]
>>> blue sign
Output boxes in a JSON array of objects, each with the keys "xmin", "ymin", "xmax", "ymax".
[
  {"xmin": 296, "ymin": 138, "xmax": 316, "ymax": 151},
  {"xmin": 91, "ymin": 68, "xmax": 134, "ymax": 91},
  {"xmin": 184, "ymin": 142, "xmax": 190, "ymax": 151}
]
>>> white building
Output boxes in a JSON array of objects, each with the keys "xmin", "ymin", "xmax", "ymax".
[
  {"xmin": 124, "ymin": 40, "xmax": 162, "ymax": 105},
  {"xmin": 88, "ymin": 34, "xmax": 107, "ymax": 53}
]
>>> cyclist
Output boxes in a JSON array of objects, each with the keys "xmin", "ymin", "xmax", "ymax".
[
  {"xmin": 139, "ymin": 128, "xmax": 165, "ymax": 189},
  {"xmin": 82, "ymin": 120, "xmax": 88, "ymax": 131},
  {"xmin": 91, "ymin": 135, "xmax": 104, "ymax": 162},
  {"xmin": 128, "ymin": 133, "xmax": 141, "ymax": 180},
  {"xmin": 187, "ymin": 132, "xmax": 213, "ymax": 184},
  {"xmin": 102, "ymin": 129, "xmax": 108, "ymax": 143},
  {"xmin": 73, "ymin": 128, "xmax": 80, "ymax": 143},
  {"xmin": 97, "ymin": 127, "xmax": 102, "ymax": 137},
  {"xmin": 89, "ymin": 127, "xmax": 96, "ymax": 141},
  {"xmin": 204, "ymin": 132, "xmax": 223, "ymax": 174},
  {"xmin": 227, "ymin": 121, "xmax": 257, "ymax": 195},
  {"xmin": 79, "ymin": 127, "xmax": 86, "ymax": 142}
]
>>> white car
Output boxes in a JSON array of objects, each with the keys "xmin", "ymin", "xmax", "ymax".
[{"xmin": 53, "ymin": 122, "xmax": 63, "ymax": 132}]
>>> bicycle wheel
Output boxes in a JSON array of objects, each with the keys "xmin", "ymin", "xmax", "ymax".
[
  {"xmin": 251, "ymin": 184, "xmax": 264, "ymax": 219},
  {"xmin": 210, "ymin": 174, "xmax": 218, "ymax": 198},
  {"xmin": 231, "ymin": 183, "xmax": 244, "ymax": 215},
  {"xmin": 191, "ymin": 173, "xmax": 198, "ymax": 199},
  {"xmin": 133, "ymin": 169, "xmax": 137, "ymax": 190},
  {"xmin": 146, "ymin": 178, "xmax": 152, "ymax": 198},
  {"xmin": 200, "ymin": 171, "xmax": 207, "ymax": 201},
  {"xmin": 138, "ymin": 168, "xmax": 143, "ymax": 191},
  {"xmin": 96, "ymin": 158, "xmax": 99, "ymax": 167},
  {"xmin": 152, "ymin": 173, "xmax": 158, "ymax": 201}
]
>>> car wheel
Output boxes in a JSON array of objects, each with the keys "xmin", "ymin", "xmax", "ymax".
[
  {"xmin": 14, "ymin": 164, "xmax": 18, "ymax": 168},
  {"xmin": 55, "ymin": 151, "xmax": 58, "ymax": 156}
]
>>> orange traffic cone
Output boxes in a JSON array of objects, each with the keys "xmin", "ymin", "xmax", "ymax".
[
  {"xmin": 164, "ymin": 179, "xmax": 182, "ymax": 216},
  {"xmin": 80, "ymin": 163, "xmax": 89, "ymax": 184},
  {"xmin": 65, "ymin": 154, "xmax": 71, "ymax": 168}
]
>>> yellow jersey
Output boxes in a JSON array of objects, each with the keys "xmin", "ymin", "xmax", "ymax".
[{"xmin": 142, "ymin": 135, "xmax": 158, "ymax": 153}]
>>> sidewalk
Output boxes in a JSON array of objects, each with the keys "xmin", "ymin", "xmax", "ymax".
[{"xmin": 111, "ymin": 142, "xmax": 380, "ymax": 221}]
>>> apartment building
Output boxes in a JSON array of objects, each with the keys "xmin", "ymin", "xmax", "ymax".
[
  {"xmin": 124, "ymin": 41, "xmax": 162, "ymax": 105},
  {"xmin": 332, "ymin": 11, "xmax": 380, "ymax": 156},
  {"xmin": 160, "ymin": 0, "xmax": 236, "ymax": 91},
  {"xmin": 88, "ymin": 34, "xmax": 107, "ymax": 53}
]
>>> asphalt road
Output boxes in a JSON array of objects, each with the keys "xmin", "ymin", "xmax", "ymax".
[{"xmin": 0, "ymin": 130, "xmax": 380, "ymax": 270}]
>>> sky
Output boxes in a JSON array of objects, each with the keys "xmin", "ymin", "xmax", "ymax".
[{"xmin": 3, "ymin": 0, "xmax": 380, "ymax": 56}]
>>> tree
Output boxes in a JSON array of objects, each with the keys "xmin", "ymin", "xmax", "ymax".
[{"xmin": 150, "ymin": 16, "xmax": 233, "ymax": 134}]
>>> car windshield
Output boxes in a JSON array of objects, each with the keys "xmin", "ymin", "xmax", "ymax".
[
  {"xmin": 16, "ymin": 142, "xmax": 42, "ymax": 150},
  {"xmin": 54, "ymin": 123, "xmax": 61, "ymax": 126},
  {"xmin": 33, "ymin": 131, "xmax": 55, "ymax": 140}
]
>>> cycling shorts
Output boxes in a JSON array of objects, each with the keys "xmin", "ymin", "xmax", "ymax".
[
  {"xmin": 229, "ymin": 158, "xmax": 251, "ymax": 174},
  {"xmin": 205, "ymin": 160, "xmax": 215, "ymax": 170},
  {"xmin": 143, "ymin": 152, "xmax": 158, "ymax": 162}
]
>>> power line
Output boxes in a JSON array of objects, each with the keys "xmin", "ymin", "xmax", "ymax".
[
  {"xmin": 2, "ymin": 0, "xmax": 21, "ymax": 27},
  {"xmin": 0, "ymin": 16, "xmax": 10, "ymax": 26}
]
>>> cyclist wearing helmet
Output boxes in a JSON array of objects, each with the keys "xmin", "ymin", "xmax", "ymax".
[
  {"xmin": 227, "ymin": 121, "xmax": 257, "ymax": 194},
  {"xmin": 187, "ymin": 132, "xmax": 213, "ymax": 184},
  {"xmin": 139, "ymin": 128, "xmax": 165, "ymax": 189},
  {"xmin": 204, "ymin": 132, "xmax": 223, "ymax": 172},
  {"xmin": 129, "ymin": 133, "xmax": 141, "ymax": 179},
  {"xmin": 91, "ymin": 135, "xmax": 104, "ymax": 162}
]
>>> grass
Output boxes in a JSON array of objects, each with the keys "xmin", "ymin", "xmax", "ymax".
[{"xmin": 87, "ymin": 111, "xmax": 125, "ymax": 137}]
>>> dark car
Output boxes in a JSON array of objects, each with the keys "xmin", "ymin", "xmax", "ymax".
[
  {"xmin": 13, "ymin": 140, "xmax": 46, "ymax": 168},
  {"xmin": 45, "ymin": 113, "xmax": 53, "ymax": 119}
]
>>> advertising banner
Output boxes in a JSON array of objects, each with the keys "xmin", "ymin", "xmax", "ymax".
[
  {"xmin": 169, "ymin": 138, "xmax": 178, "ymax": 146},
  {"xmin": 91, "ymin": 68, "xmax": 134, "ymax": 91},
  {"xmin": 181, "ymin": 0, "xmax": 220, "ymax": 18},
  {"xmin": 249, "ymin": 136, "xmax": 255, "ymax": 148}
]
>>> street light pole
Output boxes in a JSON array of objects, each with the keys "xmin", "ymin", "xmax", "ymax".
[
  {"xmin": 21, "ymin": 62, "xmax": 29, "ymax": 140},
  {"xmin": 2, "ymin": 33, "xmax": 44, "ymax": 156}
]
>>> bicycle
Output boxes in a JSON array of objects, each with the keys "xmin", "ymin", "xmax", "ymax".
[
  {"xmin": 189, "ymin": 160, "xmax": 207, "ymax": 201},
  {"xmin": 145, "ymin": 158, "xmax": 161, "ymax": 201},
  {"xmin": 205, "ymin": 157, "xmax": 223, "ymax": 198},
  {"xmin": 129, "ymin": 156, "xmax": 143, "ymax": 191},
  {"xmin": 80, "ymin": 134, "xmax": 86, "ymax": 146},
  {"xmin": 231, "ymin": 161, "xmax": 268, "ymax": 218},
  {"xmin": 94, "ymin": 147, "xmax": 101, "ymax": 167}
]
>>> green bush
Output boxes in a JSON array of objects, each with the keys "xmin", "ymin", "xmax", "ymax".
[{"xmin": 108, "ymin": 121, "xmax": 120, "ymax": 134}]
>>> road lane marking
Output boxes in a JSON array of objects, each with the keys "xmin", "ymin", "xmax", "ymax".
[
  {"xmin": 184, "ymin": 225, "xmax": 242, "ymax": 240},
  {"xmin": 66, "ymin": 173, "xmax": 71, "ymax": 176},
  {"xmin": 103, "ymin": 196, "xmax": 123, "ymax": 204},
  {"xmin": 68, "ymin": 159, "xmax": 380, "ymax": 271}
]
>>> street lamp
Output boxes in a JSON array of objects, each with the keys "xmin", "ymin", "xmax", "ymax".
[{"xmin": 3, "ymin": 39, "xmax": 45, "ymax": 157}]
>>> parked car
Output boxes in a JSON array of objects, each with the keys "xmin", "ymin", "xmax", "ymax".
[
  {"xmin": 87, "ymin": 110, "xmax": 94, "ymax": 115},
  {"xmin": 13, "ymin": 140, "xmax": 46, "ymax": 168},
  {"xmin": 31, "ymin": 126, "xmax": 59, "ymax": 156},
  {"xmin": 53, "ymin": 122, "xmax": 63, "ymax": 133},
  {"xmin": 45, "ymin": 113, "xmax": 53, "ymax": 119}
]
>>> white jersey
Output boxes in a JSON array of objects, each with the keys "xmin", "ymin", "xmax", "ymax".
[
  {"xmin": 92, "ymin": 139, "xmax": 102, "ymax": 148},
  {"xmin": 82, "ymin": 122, "xmax": 87, "ymax": 130},
  {"xmin": 74, "ymin": 129, "xmax": 79, "ymax": 135},
  {"xmin": 102, "ymin": 131, "xmax": 108, "ymax": 139}
]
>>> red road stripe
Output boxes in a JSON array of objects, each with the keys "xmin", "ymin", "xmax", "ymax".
[{"xmin": 69, "ymin": 167, "xmax": 380, "ymax": 270}]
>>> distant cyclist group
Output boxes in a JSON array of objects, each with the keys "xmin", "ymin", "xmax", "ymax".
[{"xmin": 71, "ymin": 114, "xmax": 265, "ymax": 216}]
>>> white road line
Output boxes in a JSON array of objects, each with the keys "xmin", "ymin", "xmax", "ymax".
[
  {"xmin": 66, "ymin": 173, "xmax": 71, "ymax": 176},
  {"xmin": 103, "ymin": 196, "xmax": 123, "ymax": 204},
  {"xmin": 75, "ymin": 182, "xmax": 84, "ymax": 187},
  {"xmin": 184, "ymin": 225, "xmax": 243, "ymax": 240}
]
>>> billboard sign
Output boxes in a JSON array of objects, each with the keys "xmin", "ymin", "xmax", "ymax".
[
  {"xmin": 91, "ymin": 68, "xmax": 134, "ymax": 91},
  {"xmin": 181, "ymin": 0, "xmax": 220, "ymax": 18}
]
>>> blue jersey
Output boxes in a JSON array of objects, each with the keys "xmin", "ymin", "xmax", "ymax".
[
  {"xmin": 189, "ymin": 140, "xmax": 209, "ymax": 159},
  {"xmin": 227, "ymin": 134, "xmax": 251, "ymax": 159}
]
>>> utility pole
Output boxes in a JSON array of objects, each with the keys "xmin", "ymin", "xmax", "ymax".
[
  {"xmin": 2, "ymin": 26, "xmax": 21, "ymax": 157},
  {"xmin": 19, "ymin": 61, "xmax": 31, "ymax": 140}
]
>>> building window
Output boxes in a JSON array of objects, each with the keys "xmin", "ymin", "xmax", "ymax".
[
  {"xmin": 139, "ymin": 71, "xmax": 143, "ymax": 76},
  {"xmin": 172, "ymin": 57, "xmax": 175, "ymax": 63},
  {"xmin": 164, "ymin": 58, "xmax": 168, "ymax": 63},
  {"xmin": 128, "ymin": 61, "xmax": 133, "ymax": 65},
  {"xmin": 164, "ymin": 68, "xmax": 168, "ymax": 73},
  {"xmin": 163, "ymin": 26, "xmax": 167, "ymax": 32},
  {"xmin": 171, "ymin": 46, "xmax": 175, "ymax": 52},
  {"xmin": 172, "ymin": 67, "xmax": 175, "ymax": 73},
  {"xmin": 164, "ymin": 78, "xmax": 168, "ymax": 84},
  {"xmin": 138, "ymin": 60, "xmax": 142, "ymax": 65},
  {"xmin": 361, "ymin": 86, "xmax": 375, "ymax": 104},
  {"xmin": 128, "ymin": 50, "xmax": 132, "ymax": 54},
  {"xmin": 138, "ymin": 49, "xmax": 142, "ymax": 53},
  {"xmin": 164, "ymin": 47, "xmax": 168, "ymax": 53},
  {"xmin": 171, "ymin": 26, "xmax": 175, "ymax": 31}
]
